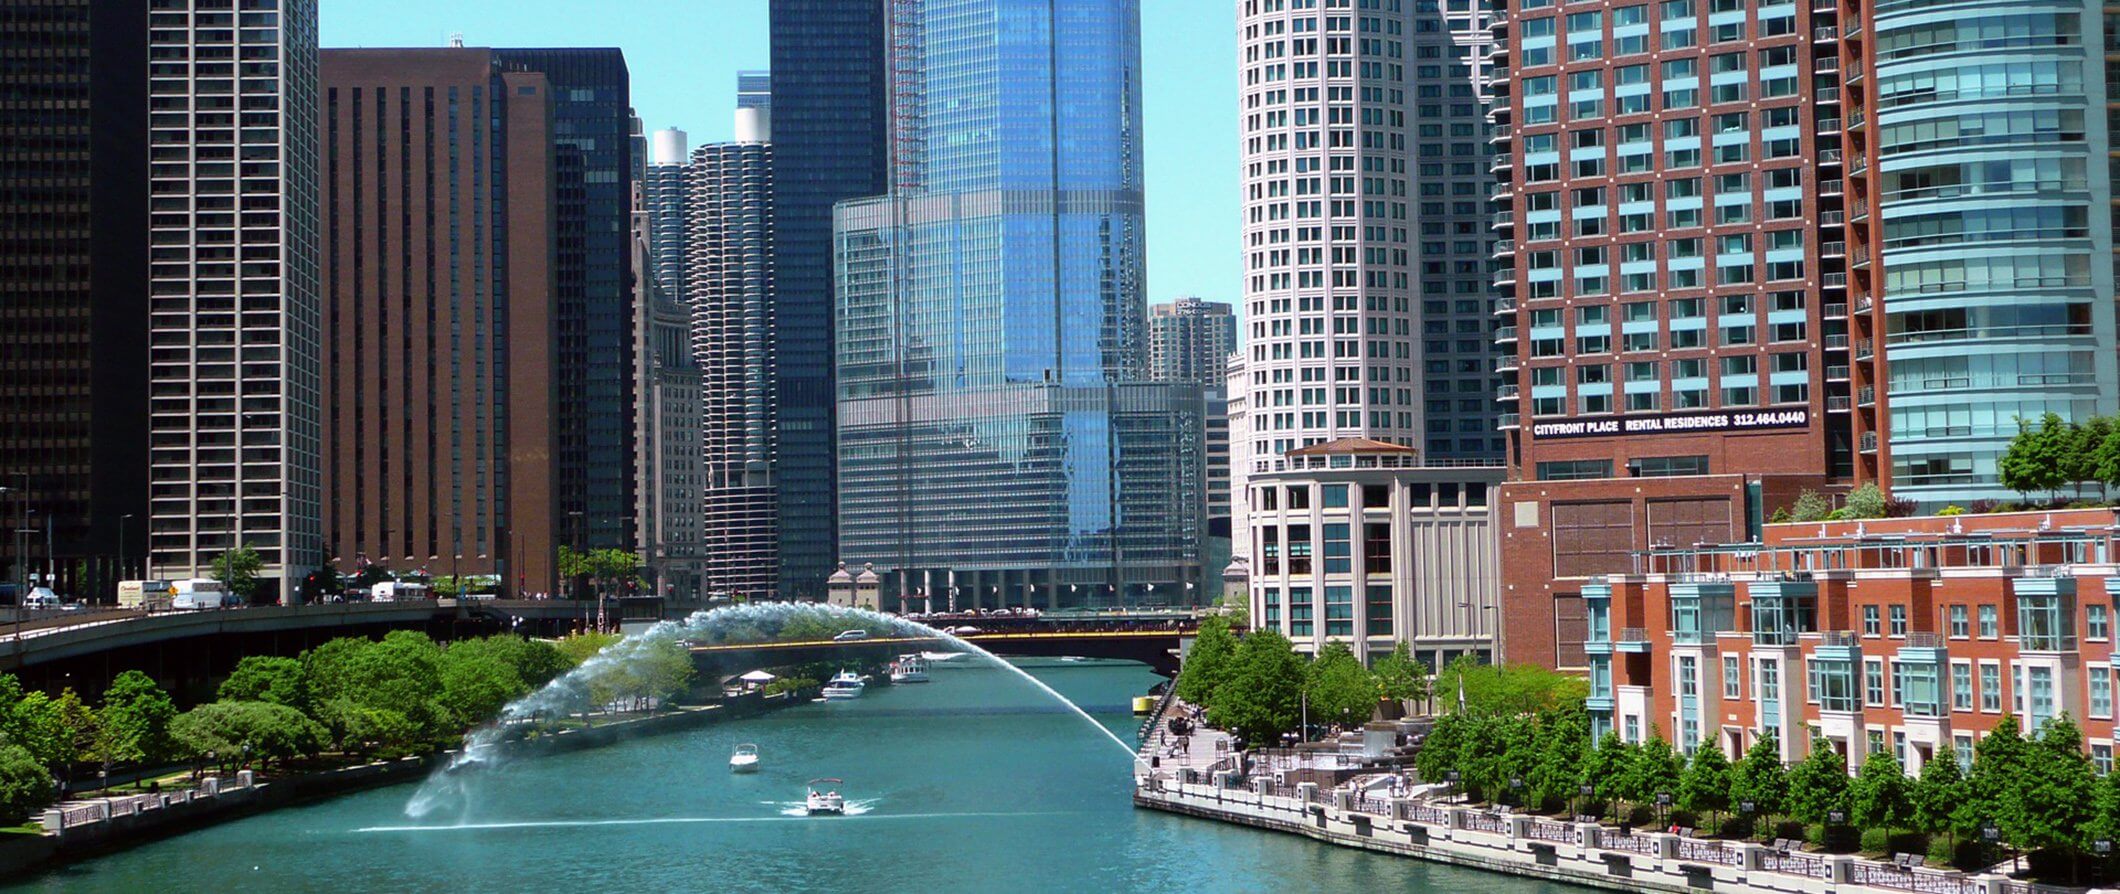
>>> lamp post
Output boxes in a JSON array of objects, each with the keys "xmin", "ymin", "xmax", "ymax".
[
  {"xmin": 1579, "ymin": 783, "xmax": 1596, "ymax": 821},
  {"xmin": 120, "ymin": 513, "xmax": 136, "ymax": 601}
]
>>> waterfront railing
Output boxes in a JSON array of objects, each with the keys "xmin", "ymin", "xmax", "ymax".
[
  {"xmin": 1764, "ymin": 849, "xmax": 1831, "ymax": 879},
  {"xmin": 1462, "ymin": 811, "xmax": 1508, "ymax": 835},
  {"xmin": 1677, "ymin": 838, "xmax": 1742, "ymax": 866},
  {"xmin": 1599, "ymin": 831, "xmax": 1658, "ymax": 855},
  {"xmin": 1527, "ymin": 818, "xmax": 1573, "ymax": 843}
]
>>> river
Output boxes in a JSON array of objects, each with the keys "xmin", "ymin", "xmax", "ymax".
[{"xmin": 5, "ymin": 660, "xmax": 1581, "ymax": 893}]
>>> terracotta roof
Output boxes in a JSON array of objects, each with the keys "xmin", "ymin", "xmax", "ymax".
[{"xmin": 1285, "ymin": 437, "xmax": 1418, "ymax": 457}]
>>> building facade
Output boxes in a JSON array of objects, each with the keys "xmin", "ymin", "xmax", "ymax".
[
  {"xmin": 768, "ymin": 0, "xmax": 892, "ymax": 599},
  {"xmin": 146, "ymin": 0, "xmax": 324, "ymax": 603},
  {"xmin": 1840, "ymin": 0, "xmax": 2119, "ymax": 507},
  {"xmin": 489, "ymin": 49, "xmax": 636, "ymax": 557},
  {"xmin": 1489, "ymin": 0, "xmax": 1853, "ymax": 665},
  {"xmin": 1244, "ymin": 438, "xmax": 1503, "ymax": 665},
  {"xmin": 317, "ymin": 48, "xmax": 561, "ymax": 598},
  {"xmin": 0, "ymin": 0, "xmax": 149, "ymax": 601},
  {"xmin": 833, "ymin": 0, "xmax": 1205, "ymax": 609},
  {"xmin": 1147, "ymin": 297, "xmax": 1238, "ymax": 387},
  {"xmin": 686, "ymin": 111, "xmax": 779, "ymax": 600},
  {"xmin": 1234, "ymin": 0, "xmax": 1505, "ymax": 467},
  {"xmin": 644, "ymin": 128, "xmax": 689, "ymax": 306},
  {"xmin": 634, "ymin": 224, "xmax": 704, "ymax": 601},
  {"xmin": 1586, "ymin": 510, "xmax": 2120, "ymax": 772}
]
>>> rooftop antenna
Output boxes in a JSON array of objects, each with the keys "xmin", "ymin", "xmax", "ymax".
[{"xmin": 448, "ymin": 32, "xmax": 465, "ymax": 48}]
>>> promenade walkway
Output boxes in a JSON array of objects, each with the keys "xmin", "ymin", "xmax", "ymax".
[{"xmin": 1137, "ymin": 696, "xmax": 1234, "ymax": 774}]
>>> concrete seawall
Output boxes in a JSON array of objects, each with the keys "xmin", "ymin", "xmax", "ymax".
[{"xmin": 1135, "ymin": 777, "xmax": 2042, "ymax": 894}]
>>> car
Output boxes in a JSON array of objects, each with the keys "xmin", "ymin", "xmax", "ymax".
[
  {"xmin": 21, "ymin": 588, "xmax": 62, "ymax": 610},
  {"xmin": 832, "ymin": 629, "xmax": 870, "ymax": 641},
  {"xmin": 949, "ymin": 625, "xmax": 982, "ymax": 636}
]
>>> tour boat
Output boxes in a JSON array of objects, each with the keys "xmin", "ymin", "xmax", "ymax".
[
  {"xmin": 805, "ymin": 778, "xmax": 846, "ymax": 815},
  {"xmin": 889, "ymin": 654, "xmax": 929, "ymax": 684},
  {"xmin": 729, "ymin": 743, "xmax": 759, "ymax": 774},
  {"xmin": 821, "ymin": 670, "xmax": 866, "ymax": 700}
]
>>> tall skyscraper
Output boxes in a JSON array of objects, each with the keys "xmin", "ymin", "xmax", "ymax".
[
  {"xmin": 634, "ymin": 217, "xmax": 705, "ymax": 600},
  {"xmin": 1489, "ymin": 0, "xmax": 1850, "ymax": 666},
  {"xmin": 1232, "ymin": 0, "xmax": 1504, "ymax": 469},
  {"xmin": 1842, "ymin": 0, "xmax": 2118, "ymax": 506},
  {"xmin": 835, "ymin": 0, "xmax": 1203, "ymax": 610},
  {"xmin": 490, "ymin": 49, "xmax": 636, "ymax": 557},
  {"xmin": 0, "ymin": 0, "xmax": 149, "ymax": 600},
  {"xmin": 317, "ymin": 48, "xmax": 563, "ymax": 598},
  {"xmin": 686, "ymin": 105, "xmax": 780, "ymax": 600},
  {"xmin": 1147, "ymin": 298, "xmax": 1238, "ymax": 387},
  {"xmin": 769, "ymin": 0, "xmax": 891, "ymax": 599},
  {"xmin": 645, "ymin": 128, "xmax": 691, "ymax": 306},
  {"xmin": 146, "ymin": 0, "xmax": 324, "ymax": 603},
  {"xmin": 736, "ymin": 70, "xmax": 772, "ymax": 111}
]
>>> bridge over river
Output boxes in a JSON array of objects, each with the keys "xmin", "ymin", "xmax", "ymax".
[{"xmin": 686, "ymin": 619, "xmax": 1197, "ymax": 677}]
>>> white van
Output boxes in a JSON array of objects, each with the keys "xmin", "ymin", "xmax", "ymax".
[
  {"xmin": 21, "ymin": 588, "xmax": 61, "ymax": 610},
  {"xmin": 370, "ymin": 581, "xmax": 431, "ymax": 603},
  {"xmin": 118, "ymin": 580, "xmax": 172, "ymax": 609},
  {"xmin": 170, "ymin": 579, "xmax": 230, "ymax": 610}
]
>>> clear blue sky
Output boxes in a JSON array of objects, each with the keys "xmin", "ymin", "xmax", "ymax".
[{"xmin": 322, "ymin": 0, "xmax": 1240, "ymax": 306}]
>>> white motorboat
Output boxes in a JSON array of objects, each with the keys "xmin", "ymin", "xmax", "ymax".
[
  {"xmin": 821, "ymin": 670, "xmax": 866, "ymax": 700},
  {"xmin": 889, "ymin": 654, "xmax": 929, "ymax": 684},
  {"xmin": 806, "ymin": 778, "xmax": 846, "ymax": 815},
  {"xmin": 729, "ymin": 743, "xmax": 759, "ymax": 773}
]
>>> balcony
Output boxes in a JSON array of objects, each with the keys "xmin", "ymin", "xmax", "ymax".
[
  {"xmin": 1494, "ymin": 354, "xmax": 1520, "ymax": 374},
  {"xmin": 1494, "ymin": 325, "xmax": 1519, "ymax": 342},
  {"xmin": 1494, "ymin": 238, "xmax": 1516, "ymax": 257},
  {"xmin": 1496, "ymin": 384, "xmax": 1519, "ymax": 401},
  {"xmin": 1818, "ymin": 87, "xmax": 1840, "ymax": 104},
  {"xmin": 1858, "ymin": 385, "xmax": 1876, "ymax": 406},
  {"xmin": 1490, "ymin": 154, "xmax": 1513, "ymax": 173},
  {"xmin": 1822, "ymin": 272, "xmax": 1848, "ymax": 289},
  {"xmin": 1814, "ymin": 25, "xmax": 1839, "ymax": 41},
  {"xmin": 1490, "ymin": 211, "xmax": 1514, "ymax": 230},
  {"xmin": 1818, "ymin": 117, "xmax": 1841, "ymax": 134},
  {"xmin": 1824, "ymin": 303, "xmax": 1848, "ymax": 318},
  {"xmin": 1823, "ymin": 333, "xmax": 1850, "ymax": 349},
  {"xmin": 1815, "ymin": 55, "xmax": 1839, "ymax": 73},
  {"xmin": 1821, "ymin": 210, "xmax": 1844, "ymax": 226},
  {"xmin": 1498, "ymin": 412, "xmax": 1520, "ymax": 430},
  {"xmin": 1495, "ymin": 295, "xmax": 1518, "ymax": 313},
  {"xmin": 1860, "ymin": 431, "xmax": 1879, "ymax": 453},
  {"xmin": 1827, "ymin": 395, "xmax": 1851, "ymax": 411},
  {"xmin": 1826, "ymin": 364, "xmax": 1850, "ymax": 380},
  {"xmin": 1492, "ymin": 269, "xmax": 1517, "ymax": 288},
  {"xmin": 1854, "ymin": 339, "xmax": 1874, "ymax": 360},
  {"xmin": 1818, "ymin": 180, "xmax": 1844, "ymax": 198},
  {"xmin": 1855, "ymin": 295, "xmax": 1873, "ymax": 313},
  {"xmin": 1822, "ymin": 240, "xmax": 1846, "ymax": 257},
  {"xmin": 1818, "ymin": 148, "xmax": 1842, "ymax": 165},
  {"xmin": 1616, "ymin": 627, "xmax": 1652, "ymax": 653},
  {"xmin": 1488, "ymin": 126, "xmax": 1512, "ymax": 145}
]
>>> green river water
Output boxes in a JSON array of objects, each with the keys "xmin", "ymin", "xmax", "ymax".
[{"xmin": 5, "ymin": 660, "xmax": 1581, "ymax": 893}]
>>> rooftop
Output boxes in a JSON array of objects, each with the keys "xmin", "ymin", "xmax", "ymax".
[{"xmin": 1286, "ymin": 437, "xmax": 1418, "ymax": 457}]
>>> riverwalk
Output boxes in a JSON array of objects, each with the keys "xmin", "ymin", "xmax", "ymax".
[{"xmin": 1132, "ymin": 702, "xmax": 2070, "ymax": 894}]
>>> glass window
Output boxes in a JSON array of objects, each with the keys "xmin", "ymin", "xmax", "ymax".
[
  {"xmin": 1979, "ymin": 605, "xmax": 1998, "ymax": 638},
  {"xmin": 2091, "ymin": 605, "xmax": 2110, "ymax": 641},
  {"xmin": 1890, "ymin": 605, "xmax": 1907, "ymax": 637},
  {"xmin": 1324, "ymin": 586, "xmax": 1354, "ymax": 637},
  {"xmin": 1949, "ymin": 604, "xmax": 1970, "ymax": 638},
  {"xmin": 1863, "ymin": 605, "xmax": 1881, "ymax": 636},
  {"xmin": 1952, "ymin": 663, "xmax": 1973, "ymax": 710},
  {"xmin": 1724, "ymin": 655, "xmax": 1741, "ymax": 698},
  {"xmin": 2092, "ymin": 669, "xmax": 2113, "ymax": 720},
  {"xmin": 1980, "ymin": 663, "xmax": 2002, "ymax": 711},
  {"xmin": 1365, "ymin": 585, "xmax": 1393, "ymax": 637},
  {"xmin": 1865, "ymin": 659, "xmax": 1885, "ymax": 706}
]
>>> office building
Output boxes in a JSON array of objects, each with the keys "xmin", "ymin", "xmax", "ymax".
[
  {"xmin": 686, "ymin": 106, "xmax": 779, "ymax": 600},
  {"xmin": 768, "ymin": 0, "xmax": 891, "ymax": 599},
  {"xmin": 736, "ymin": 69, "xmax": 771, "ymax": 111},
  {"xmin": 644, "ymin": 128, "xmax": 689, "ymax": 306},
  {"xmin": 1244, "ymin": 438, "xmax": 1503, "ymax": 664},
  {"xmin": 1147, "ymin": 298, "xmax": 1238, "ymax": 387},
  {"xmin": 0, "ymin": 0, "xmax": 149, "ymax": 600},
  {"xmin": 1840, "ymin": 0, "xmax": 2118, "ymax": 507},
  {"xmin": 316, "ymin": 48, "xmax": 563, "ymax": 598},
  {"xmin": 634, "ymin": 220, "xmax": 705, "ymax": 600},
  {"xmin": 1586, "ymin": 509, "xmax": 2120, "ymax": 768},
  {"xmin": 834, "ymin": 0, "xmax": 1204, "ymax": 610},
  {"xmin": 490, "ymin": 49, "xmax": 636, "ymax": 557},
  {"xmin": 1233, "ymin": 0, "xmax": 1504, "ymax": 468},
  {"xmin": 145, "ymin": 0, "xmax": 324, "ymax": 603},
  {"xmin": 1488, "ymin": 0, "xmax": 1852, "ymax": 665}
]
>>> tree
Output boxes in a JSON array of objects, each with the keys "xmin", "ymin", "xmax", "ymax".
[
  {"xmin": 1208, "ymin": 628, "xmax": 1304, "ymax": 744},
  {"xmin": 631, "ymin": 638, "xmax": 697, "ymax": 709},
  {"xmin": 1786, "ymin": 738, "xmax": 1851, "ymax": 827},
  {"xmin": 0, "ymin": 745, "xmax": 53, "ymax": 824},
  {"xmin": 1436, "ymin": 655, "xmax": 1587, "ymax": 716},
  {"xmin": 12, "ymin": 689, "xmax": 98, "ymax": 783},
  {"xmin": 1842, "ymin": 483, "xmax": 1888, "ymax": 520},
  {"xmin": 1732, "ymin": 733, "xmax": 1788, "ymax": 831},
  {"xmin": 1302, "ymin": 642, "xmax": 1378, "ymax": 729},
  {"xmin": 2092, "ymin": 417, "xmax": 2120, "ymax": 498},
  {"xmin": 1999, "ymin": 413, "xmax": 2070, "ymax": 501},
  {"xmin": 1962, "ymin": 715, "xmax": 2029, "ymax": 857},
  {"xmin": 1621, "ymin": 731, "xmax": 1683, "ymax": 813},
  {"xmin": 2066, "ymin": 416, "xmax": 2112, "ymax": 500},
  {"xmin": 436, "ymin": 654, "xmax": 527, "ymax": 729},
  {"xmin": 170, "ymin": 701, "xmax": 327, "ymax": 772},
  {"xmin": 97, "ymin": 670, "xmax": 177, "ymax": 768},
  {"xmin": 1528, "ymin": 706, "xmax": 1590, "ymax": 810},
  {"xmin": 1850, "ymin": 750, "xmax": 1913, "ymax": 834},
  {"xmin": 1414, "ymin": 712, "xmax": 1466, "ymax": 786},
  {"xmin": 1912, "ymin": 748, "xmax": 1968, "ymax": 848},
  {"xmin": 557, "ymin": 631, "xmax": 623, "ymax": 669},
  {"xmin": 2022, "ymin": 715, "xmax": 2097, "ymax": 880},
  {"xmin": 1581, "ymin": 733, "xmax": 1635, "ymax": 820},
  {"xmin": 1679, "ymin": 740, "xmax": 1734, "ymax": 828},
  {"xmin": 1174, "ymin": 615, "xmax": 1236, "ymax": 708},
  {"xmin": 1788, "ymin": 490, "xmax": 1834, "ymax": 523},
  {"xmin": 1370, "ymin": 640, "xmax": 1431, "ymax": 709},
  {"xmin": 210, "ymin": 542, "xmax": 264, "ymax": 602},
  {"xmin": 219, "ymin": 655, "xmax": 312, "ymax": 715}
]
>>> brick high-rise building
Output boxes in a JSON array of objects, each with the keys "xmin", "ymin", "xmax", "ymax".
[
  {"xmin": 1147, "ymin": 297, "xmax": 1237, "ymax": 387},
  {"xmin": 1489, "ymin": 0, "xmax": 1854, "ymax": 666},
  {"xmin": 0, "ymin": 0, "xmax": 149, "ymax": 601},
  {"xmin": 146, "ymin": 0, "xmax": 324, "ymax": 603},
  {"xmin": 317, "ymin": 48, "xmax": 561, "ymax": 597}
]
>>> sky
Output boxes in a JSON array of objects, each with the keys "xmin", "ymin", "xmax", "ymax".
[{"xmin": 322, "ymin": 0, "xmax": 1241, "ymax": 307}]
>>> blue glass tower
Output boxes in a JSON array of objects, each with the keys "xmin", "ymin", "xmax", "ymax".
[{"xmin": 835, "ymin": 0, "xmax": 1202, "ymax": 609}]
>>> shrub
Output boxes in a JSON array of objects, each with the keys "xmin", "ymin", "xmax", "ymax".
[
  {"xmin": 1937, "ymin": 505, "xmax": 1965, "ymax": 516},
  {"xmin": 1969, "ymin": 500, "xmax": 2001, "ymax": 514}
]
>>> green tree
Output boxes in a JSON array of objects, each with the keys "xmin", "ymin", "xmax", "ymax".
[
  {"xmin": 631, "ymin": 638, "xmax": 697, "ymax": 709},
  {"xmin": 1414, "ymin": 712, "xmax": 1466, "ymax": 786},
  {"xmin": 1913, "ymin": 747, "xmax": 1969, "ymax": 847},
  {"xmin": 2066, "ymin": 416, "xmax": 2112, "ymax": 500},
  {"xmin": 210, "ymin": 542, "xmax": 264, "ymax": 602},
  {"xmin": 1999, "ymin": 412, "xmax": 2070, "ymax": 501},
  {"xmin": 13, "ymin": 689, "xmax": 98, "ymax": 783},
  {"xmin": 1528, "ymin": 706, "xmax": 1590, "ymax": 811},
  {"xmin": 436, "ymin": 653, "xmax": 527, "ymax": 728},
  {"xmin": 1174, "ymin": 615, "xmax": 1236, "ymax": 708},
  {"xmin": 2022, "ymin": 715, "xmax": 2097, "ymax": 880},
  {"xmin": 1786, "ymin": 739, "xmax": 1851, "ymax": 827},
  {"xmin": 1436, "ymin": 655, "xmax": 1587, "ymax": 716},
  {"xmin": 1621, "ymin": 731, "xmax": 1683, "ymax": 813},
  {"xmin": 1788, "ymin": 490, "xmax": 1834, "ymax": 523},
  {"xmin": 556, "ymin": 631, "xmax": 623, "ymax": 669},
  {"xmin": 0, "ymin": 745, "xmax": 54, "ymax": 824},
  {"xmin": 1679, "ymin": 740, "xmax": 1734, "ymax": 828},
  {"xmin": 1581, "ymin": 733, "xmax": 1635, "ymax": 820},
  {"xmin": 1962, "ymin": 715, "xmax": 2029, "ymax": 857},
  {"xmin": 2091, "ymin": 416, "xmax": 2120, "ymax": 498},
  {"xmin": 170, "ymin": 701, "xmax": 327, "ymax": 772},
  {"xmin": 1370, "ymin": 640, "xmax": 1431, "ymax": 709},
  {"xmin": 1208, "ymin": 628, "xmax": 1305, "ymax": 744},
  {"xmin": 1732, "ymin": 733, "xmax": 1788, "ymax": 832},
  {"xmin": 97, "ymin": 670, "xmax": 177, "ymax": 767},
  {"xmin": 1842, "ymin": 483, "xmax": 1889, "ymax": 520},
  {"xmin": 1302, "ymin": 642, "xmax": 1379, "ymax": 729},
  {"xmin": 1850, "ymin": 750, "xmax": 1914, "ymax": 834},
  {"xmin": 219, "ymin": 655, "xmax": 312, "ymax": 715}
]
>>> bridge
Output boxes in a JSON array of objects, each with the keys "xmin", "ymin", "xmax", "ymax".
[{"xmin": 687, "ymin": 617, "xmax": 1199, "ymax": 677}]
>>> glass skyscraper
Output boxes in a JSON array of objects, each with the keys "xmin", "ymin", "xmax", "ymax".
[{"xmin": 834, "ymin": 0, "xmax": 1203, "ymax": 609}]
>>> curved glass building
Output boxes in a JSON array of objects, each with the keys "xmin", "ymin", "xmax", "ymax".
[
  {"xmin": 834, "ymin": 0, "xmax": 1204, "ymax": 609},
  {"xmin": 1845, "ymin": 0, "xmax": 2117, "ymax": 505}
]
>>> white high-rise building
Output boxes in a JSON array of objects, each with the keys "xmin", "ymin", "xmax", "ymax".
[
  {"xmin": 146, "ymin": 0, "xmax": 323, "ymax": 603},
  {"xmin": 1234, "ymin": 0, "xmax": 1501, "ymax": 466}
]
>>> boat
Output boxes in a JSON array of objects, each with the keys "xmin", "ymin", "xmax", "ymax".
[
  {"xmin": 729, "ymin": 743, "xmax": 759, "ymax": 773},
  {"xmin": 805, "ymin": 778, "xmax": 846, "ymax": 815},
  {"xmin": 821, "ymin": 670, "xmax": 866, "ymax": 700},
  {"xmin": 889, "ymin": 654, "xmax": 929, "ymax": 684}
]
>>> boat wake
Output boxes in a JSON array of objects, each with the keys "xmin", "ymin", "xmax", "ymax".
[
  {"xmin": 770, "ymin": 797, "xmax": 879, "ymax": 817},
  {"xmin": 354, "ymin": 808, "xmax": 1077, "ymax": 834}
]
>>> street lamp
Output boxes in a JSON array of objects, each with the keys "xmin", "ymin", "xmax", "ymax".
[{"xmin": 1578, "ymin": 783, "xmax": 1596, "ymax": 820}]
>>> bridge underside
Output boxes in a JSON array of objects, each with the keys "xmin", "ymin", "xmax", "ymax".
[{"xmin": 690, "ymin": 633, "xmax": 1180, "ymax": 679}]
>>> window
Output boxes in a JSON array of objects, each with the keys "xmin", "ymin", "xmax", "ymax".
[
  {"xmin": 2096, "ymin": 744, "xmax": 2114, "ymax": 776},
  {"xmin": 1325, "ymin": 586, "xmax": 1354, "ymax": 636},
  {"xmin": 2092, "ymin": 668, "xmax": 2114, "ymax": 719},
  {"xmin": 2092, "ymin": 605, "xmax": 2110, "ymax": 641},
  {"xmin": 1324, "ymin": 523, "xmax": 1351, "ymax": 573},
  {"xmin": 1290, "ymin": 588, "xmax": 1314, "ymax": 636},
  {"xmin": 1323, "ymin": 485, "xmax": 1348, "ymax": 508},
  {"xmin": 1890, "ymin": 605, "xmax": 1907, "ymax": 637},
  {"xmin": 1724, "ymin": 655, "xmax": 1741, "ymax": 698},
  {"xmin": 1865, "ymin": 658, "xmax": 1885, "ymax": 706},
  {"xmin": 1979, "ymin": 605, "xmax": 1999, "ymax": 638},
  {"xmin": 1952, "ymin": 662, "xmax": 1973, "ymax": 711},
  {"xmin": 1366, "ymin": 585, "xmax": 1393, "ymax": 637},
  {"xmin": 1949, "ymin": 605, "xmax": 1969, "ymax": 638},
  {"xmin": 1980, "ymin": 663, "xmax": 2002, "ymax": 711},
  {"xmin": 1863, "ymin": 605, "xmax": 1881, "ymax": 637}
]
